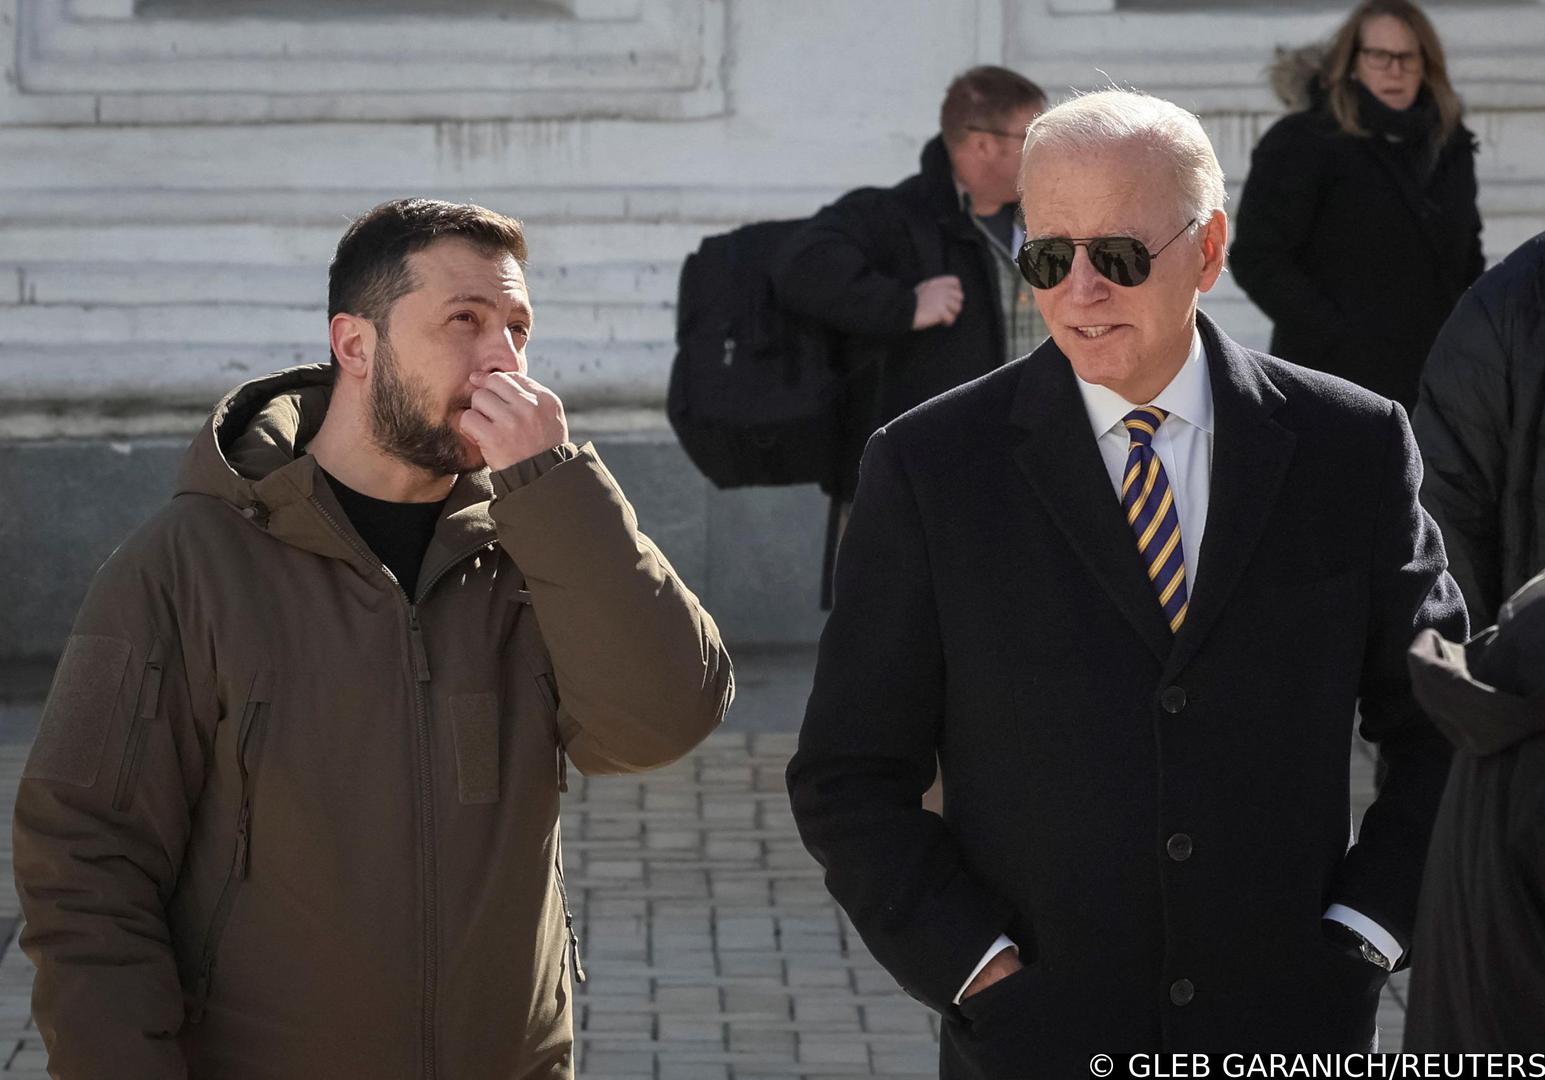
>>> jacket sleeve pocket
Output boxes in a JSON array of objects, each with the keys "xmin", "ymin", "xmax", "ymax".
[
  {"xmin": 24, "ymin": 634, "xmax": 134, "ymax": 787},
  {"xmin": 450, "ymin": 692, "xmax": 500, "ymax": 804},
  {"xmin": 112, "ymin": 637, "xmax": 167, "ymax": 812}
]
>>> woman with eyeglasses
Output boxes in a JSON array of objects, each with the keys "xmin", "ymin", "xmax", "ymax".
[{"xmin": 1230, "ymin": 0, "xmax": 1482, "ymax": 412}]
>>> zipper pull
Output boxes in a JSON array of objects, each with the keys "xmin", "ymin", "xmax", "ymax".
[
  {"xmin": 188, "ymin": 972, "xmax": 211, "ymax": 1024},
  {"xmin": 408, "ymin": 610, "xmax": 432, "ymax": 683},
  {"xmin": 234, "ymin": 804, "xmax": 252, "ymax": 881},
  {"xmin": 566, "ymin": 915, "xmax": 587, "ymax": 984}
]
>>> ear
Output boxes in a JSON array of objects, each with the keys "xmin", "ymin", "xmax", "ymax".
[
  {"xmin": 1196, "ymin": 209, "xmax": 1229, "ymax": 294},
  {"xmin": 329, "ymin": 313, "xmax": 377, "ymax": 379}
]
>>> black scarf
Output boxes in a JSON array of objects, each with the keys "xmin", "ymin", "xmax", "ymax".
[{"xmin": 1354, "ymin": 81, "xmax": 1443, "ymax": 176}]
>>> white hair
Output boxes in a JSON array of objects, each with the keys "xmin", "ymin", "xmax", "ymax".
[{"xmin": 1019, "ymin": 88, "xmax": 1227, "ymax": 227}]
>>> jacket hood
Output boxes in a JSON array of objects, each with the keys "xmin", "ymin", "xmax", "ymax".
[
  {"xmin": 176, "ymin": 363, "xmax": 335, "ymax": 506},
  {"xmin": 174, "ymin": 363, "xmax": 498, "ymax": 571},
  {"xmin": 1408, "ymin": 572, "xmax": 1545, "ymax": 756},
  {"xmin": 1269, "ymin": 43, "xmax": 1328, "ymax": 111}
]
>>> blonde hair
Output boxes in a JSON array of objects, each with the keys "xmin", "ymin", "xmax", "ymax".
[
  {"xmin": 1019, "ymin": 88, "xmax": 1227, "ymax": 227},
  {"xmin": 1322, "ymin": 0, "xmax": 1461, "ymax": 143}
]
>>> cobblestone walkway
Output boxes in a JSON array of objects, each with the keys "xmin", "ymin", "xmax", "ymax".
[
  {"xmin": 564, "ymin": 732, "xmax": 940, "ymax": 1079},
  {"xmin": 0, "ymin": 653, "xmax": 1410, "ymax": 1077}
]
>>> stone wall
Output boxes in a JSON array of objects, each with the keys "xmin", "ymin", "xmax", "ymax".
[{"xmin": 2, "ymin": 0, "xmax": 1541, "ymax": 661}]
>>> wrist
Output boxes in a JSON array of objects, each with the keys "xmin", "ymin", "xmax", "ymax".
[
  {"xmin": 1322, "ymin": 919, "xmax": 1393, "ymax": 972},
  {"xmin": 963, "ymin": 945, "xmax": 1020, "ymax": 998},
  {"xmin": 489, "ymin": 443, "xmax": 578, "ymax": 496}
]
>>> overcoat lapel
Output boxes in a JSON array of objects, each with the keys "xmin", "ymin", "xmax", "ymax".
[
  {"xmin": 1007, "ymin": 313, "xmax": 1297, "ymax": 673},
  {"xmin": 1163, "ymin": 313, "xmax": 1296, "ymax": 677},
  {"xmin": 1009, "ymin": 341, "xmax": 1173, "ymax": 662}
]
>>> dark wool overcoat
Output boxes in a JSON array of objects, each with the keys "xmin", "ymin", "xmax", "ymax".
[
  {"xmin": 788, "ymin": 313, "xmax": 1465, "ymax": 1078},
  {"xmin": 1231, "ymin": 103, "xmax": 1483, "ymax": 412}
]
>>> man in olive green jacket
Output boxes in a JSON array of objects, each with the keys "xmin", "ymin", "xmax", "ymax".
[{"xmin": 13, "ymin": 198, "xmax": 733, "ymax": 1079}]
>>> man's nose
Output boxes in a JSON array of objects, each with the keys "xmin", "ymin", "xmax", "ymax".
[
  {"xmin": 1065, "ymin": 246, "xmax": 1111, "ymax": 304},
  {"xmin": 479, "ymin": 332, "xmax": 527, "ymax": 377}
]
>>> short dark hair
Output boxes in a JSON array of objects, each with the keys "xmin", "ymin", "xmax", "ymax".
[
  {"xmin": 940, "ymin": 66, "xmax": 1046, "ymax": 146},
  {"xmin": 327, "ymin": 197, "xmax": 528, "ymax": 363}
]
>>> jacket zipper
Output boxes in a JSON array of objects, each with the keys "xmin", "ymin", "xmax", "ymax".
[
  {"xmin": 553, "ymin": 839, "xmax": 586, "ymax": 986},
  {"xmin": 407, "ymin": 602, "xmax": 437, "ymax": 1080},
  {"xmin": 308, "ymin": 494, "xmax": 494, "ymax": 1080},
  {"xmin": 112, "ymin": 638, "xmax": 167, "ymax": 812},
  {"xmin": 535, "ymin": 673, "xmax": 583, "ymax": 981},
  {"xmin": 189, "ymin": 675, "xmax": 269, "ymax": 1022}
]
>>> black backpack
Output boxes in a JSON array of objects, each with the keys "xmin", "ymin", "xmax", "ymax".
[{"xmin": 667, "ymin": 219, "xmax": 842, "ymax": 490}]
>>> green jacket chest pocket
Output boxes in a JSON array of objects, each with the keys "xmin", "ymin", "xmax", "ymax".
[{"xmin": 451, "ymin": 692, "xmax": 500, "ymax": 804}]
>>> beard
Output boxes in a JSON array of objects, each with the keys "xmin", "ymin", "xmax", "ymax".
[{"xmin": 367, "ymin": 333, "xmax": 479, "ymax": 477}]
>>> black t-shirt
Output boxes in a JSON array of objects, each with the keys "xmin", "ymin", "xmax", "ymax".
[{"xmin": 323, "ymin": 470, "xmax": 446, "ymax": 600}]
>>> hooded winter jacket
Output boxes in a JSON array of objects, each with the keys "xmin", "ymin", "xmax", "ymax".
[
  {"xmin": 13, "ymin": 365, "xmax": 734, "ymax": 1079},
  {"xmin": 1404, "ymin": 571, "xmax": 1545, "ymax": 1050}
]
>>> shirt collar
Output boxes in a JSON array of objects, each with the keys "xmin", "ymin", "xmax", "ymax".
[{"xmin": 1074, "ymin": 327, "xmax": 1214, "ymax": 441}]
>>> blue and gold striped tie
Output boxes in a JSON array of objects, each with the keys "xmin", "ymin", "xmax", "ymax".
[{"xmin": 1121, "ymin": 406, "xmax": 1188, "ymax": 633}]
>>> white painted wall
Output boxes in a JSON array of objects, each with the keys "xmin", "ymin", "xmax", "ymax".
[{"xmin": 1, "ymin": 0, "xmax": 1540, "ymax": 439}]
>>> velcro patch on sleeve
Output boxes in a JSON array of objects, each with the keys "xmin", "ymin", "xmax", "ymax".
[{"xmin": 25, "ymin": 635, "xmax": 133, "ymax": 787}]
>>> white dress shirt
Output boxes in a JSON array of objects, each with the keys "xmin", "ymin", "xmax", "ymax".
[
  {"xmin": 1078, "ymin": 327, "xmax": 1213, "ymax": 580},
  {"xmin": 954, "ymin": 328, "xmax": 1400, "ymax": 1003}
]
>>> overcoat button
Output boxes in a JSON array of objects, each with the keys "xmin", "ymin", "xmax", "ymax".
[
  {"xmin": 1160, "ymin": 686, "xmax": 1187, "ymax": 713},
  {"xmin": 1170, "ymin": 979, "xmax": 1195, "ymax": 1006},
  {"xmin": 1166, "ymin": 833, "xmax": 1193, "ymax": 862}
]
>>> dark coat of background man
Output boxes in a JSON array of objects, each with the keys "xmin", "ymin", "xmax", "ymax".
[
  {"xmin": 1413, "ymin": 230, "xmax": 1545, "ymax": 627},
  {"xmin": 773, "ymin": 65, "xmax": 1046, "ymax": 502},
  {"xmin": 1404, "ymin": 570, "xmax": 1545, "ymax": 1051},
  {"xmin": 787, "ymin": 89, "xmax": 1464, "ymax": 1077},
  {"xmin": 12, "ymin": 199, "xmax": 734, "ymax": 1080}
]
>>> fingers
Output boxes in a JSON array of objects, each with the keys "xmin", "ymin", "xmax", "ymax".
[
  {"xmin": 458, "ymin": 403, "xmax": 495, "ymax": 446},
  {"xmin": 939, "ymin": 288, "xmax": 963, "ymax": 326},
  {"xmin": 470, "ymin": 369, "xmax": 545, "ymax": 404},
  {"xmin": 469, "ymin": 385, "xmax": 536, "ymax": 426}
]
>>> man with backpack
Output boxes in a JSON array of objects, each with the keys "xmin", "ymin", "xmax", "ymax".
[{"xmin": 772, "ymin": 66, "xmax": 1047, "ymax": 505}]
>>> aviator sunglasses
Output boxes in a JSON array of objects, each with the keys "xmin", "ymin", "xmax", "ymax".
[{"xmin": 1016, "ymin": 219, "xmax": 1197, "ymax": 290}]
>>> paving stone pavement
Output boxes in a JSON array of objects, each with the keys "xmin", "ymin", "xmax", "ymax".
[{"xmin": 0, "ymin": 651, "xmax": 1410, "ymax": 1078}]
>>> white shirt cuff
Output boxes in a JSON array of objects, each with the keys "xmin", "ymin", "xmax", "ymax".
[
  {"xmin": 1324, "ymin": 904, "xmax": 1403, "ymax": 966},
  {"xmin": 954, "ymin": 934, "xmax": 1018, "ymax": 1005}
]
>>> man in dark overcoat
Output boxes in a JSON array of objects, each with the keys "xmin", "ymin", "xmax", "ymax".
[{"xmin": 787, "ymin": 88, "xmax": 1465, "ymax": 1078}]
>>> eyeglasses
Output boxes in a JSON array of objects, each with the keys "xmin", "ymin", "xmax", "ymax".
[
  {"xmin": 1358, "ymin": 46, "xmax": 1422, "ymax": 73},
  {"xmin": 1017, "ymin": 220, "xmax": 1197, "ymax": 290},
  {"xmin": 965, "ymin": 124, "xmax": 1026, "ymax": 141}
]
